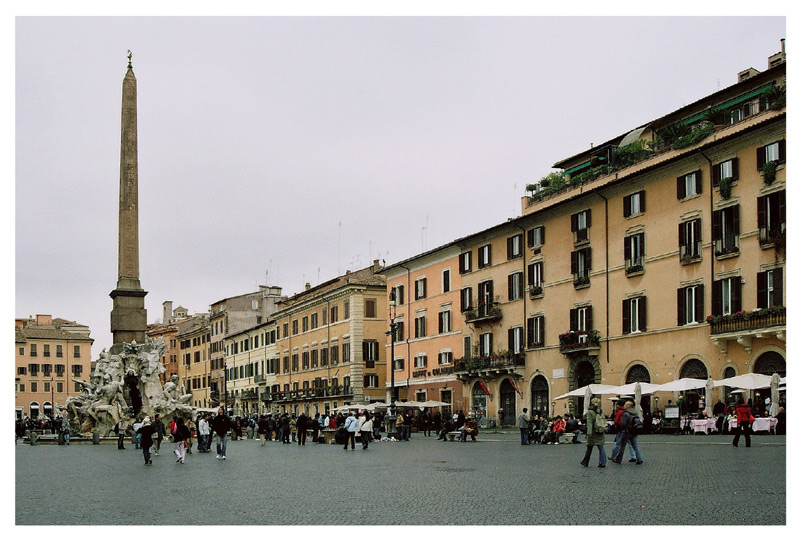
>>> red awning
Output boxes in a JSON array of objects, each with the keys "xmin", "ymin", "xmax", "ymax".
[
  {"xmin": 509, "ymin": 378, "xmax": 522, "ymax": 397},
  {"xmin": 478, "ymin": 380, "xmax": 491, "ymax": 397}
]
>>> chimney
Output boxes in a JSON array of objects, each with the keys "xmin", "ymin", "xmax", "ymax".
[
  {"xmin": 35, "ymin": 314, "xmax": 53, "ymax": 326},
  {"xmin": 768, "ymin": 39, "xmax": 786, "ymax": 69},
  {"xmin": 162, "ymin": 301, "xmax": 174, "ymax": 323},
  {"xmin": 305, "ymin": 283, "xmax": 311, "ymax": 291},
  {"xmin": 373, "ymin": 259, "xmax": 382, "ymax": 272}
]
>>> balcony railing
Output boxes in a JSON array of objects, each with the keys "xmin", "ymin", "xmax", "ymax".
[
  {"xmin": 464, "ymin": 302, "xmax": 502, "ymax": 325},
  {"xmin": 454, "ymin": 353, "xmax": 525, "ymax": 374},
  {"xmin": 708, "ymin": 308, "xmax": 785, "ymax": 335},
  {"xmin": 559, "ymin": 330, "xmax": 601, "ymax": 353},
  {"xmin": 240, "ymin": 389, "xmax": 258, "ymax": 400},
  {"xmin": 254, "ymin": 374, "xmax": 266, "ymax": 384}
]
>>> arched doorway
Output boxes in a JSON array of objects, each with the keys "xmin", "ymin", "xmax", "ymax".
[
  {"xmin": 499, "ymin": 379, "xmax": 516, "ymax": 427},
  {"xmin": 574, "ymin": 360, "xmax": 596, "ymax": 414},
  {"xmin": 679, "ymin": 358, "xmax": 708, "ymax": 413},
  {"xmin": 752, "ymin": 351, "xmax": 785, "ymax": 413},
  {"xmin": 722, "ymin": 366, "xmax": 737, "ymax": 405},
  {"xmin": 43, "ymin": 402, "xmax": 53, "ymax": 418},
  {"xmin": 29, "ymin": 402, "xmax": 40, "ymax": 419},
  {"xmin": 530, "ymin": 375, "xmax": 549, "ymax": 416},
  {"xmin": 471, "ymin": 382, "xmax": 488, "ymax": 427},
  {"xmin": 625, "ymin": 364, "xmax": 651, "ymax": 415}
]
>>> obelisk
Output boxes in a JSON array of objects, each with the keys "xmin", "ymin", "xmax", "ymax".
[{"xmin": 110, "ymin": 51, "xmax": 147, "ymax": 349}]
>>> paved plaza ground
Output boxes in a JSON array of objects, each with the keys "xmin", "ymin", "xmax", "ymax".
[{"xmin": 16, "ymin": 431, "xmax": 785, "ymax": 526}]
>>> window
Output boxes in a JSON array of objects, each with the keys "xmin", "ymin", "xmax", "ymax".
[
  {"xmin": 364, "ymin": 374, "xmax": 379, "ymax": 388},
  {"xmin": 479, "ymin": 332, "xmax": 493, "ymax": 356},
  {"xmin": 624, "ymin": 233, "xmax": 645, "ymax": 272},
  {"xmin": 302, "ymin": 317, "xmax": 309, "ymax": 332},
  {"xmin": 19, "ymin": 347, "xmax": 24, "ymax": 356},
  {"xmin": 712, "ymin": 205, "xmax": 740, "ymax": 256},
  {"xmin": 527, "ymin": 316, "xmax": 545, "ymax": 348},
  {"xmin": 29, "ymin": 363, "xmax": 39, "ymax": 376},
  {"xmin": 677, "ymin": 285, "xmax": 704, "ymax": 325},
  {"xmin": 414, "ymin": 278, "xmax": 427, "ymax": 300},
  {"xmin": 460, "ymin": 287, "xmax": 473, "ymax": 312},
  {"xmin": 19, "ymin": 384, "xmax": 25, "ymax": 392},
  {"xmin": 44, "ymin": 381, "xmax": 50, "ymax": 392},
  {"xmin": 363, "ymin": 341, "xmax": 378, "ymax": 368},
  {"xmin": 392, "ymin": 285, "xmax": 405, "ymax": 306},
  {"xmin": 477, "ymin": 280, "xmax": 494, "ymax": 315},
  {"xmin": 757, "ymin": 191, "xmax": 786, "ymax": 245},
  {"xmin": 571, "ymin": 209, "xmax": 591, "ymax": 242},
  {"xmin": 395, "ymin": 320, "xmax": 405, "ymax": 341},
  {"xmin": 438, "ymin": 351, "xmax": 453, "ymax": 365},
  {"xmin": 321, "ymin": 347, "xmax": 328, "ymax": 367},
  {"xmin": 414, "ymin": 354, "xmax": 427, "ymax": 368},
  {"xmin": 756, "ymin": 139, "xmax": 786, "ymax": 169},
  {"xmin": 508, "ymin": 271, "xmax": 523, "ymax": 300},
  {"xmin": 18, "ymin": 367, "xmax": 26, "ymax": 375},
  {"xmin": 321, "ymin": 309, "xmax": 327, "ymax": 325},
  {"xmin": 73, "ymin": 345, "xmax": 80, "ymax": 358},
  {"xmin": 528, "ymin": 262, "xmax": 544, "ymax": 291},
  {"xmin": 507, "ymin": 326, "xmax": 523, "ymax": 354},
  {"xmin": 679, "ymin": 219, "xmax": 702, "ymax": 261},
  {"xmin": 438, "ymin": 310, "xmax": 451, "ymax": 333},
  {"xmin": 757, "ymin": 269, "xmax": 784, "ymax": 308},
  {"xmin": 344, "ymin": 301, "xmax": 350, "ymax": 320},
  {"xmin": 292, "ymin": 320, "xmax": 299, "ymax": 335},
  {"xmin": 342, "ymin": 342, "xmax": 351, "ymax": 363},
  {"xmin": 459, "ymin": 251, "xmax": 472, "ymax": 274},
  {"xmin": 571, "ymin": 247, "xmax": 592, "ymax": 283},
  {"xmin": 30, "ymin": 344, "xmax": 37, "ymax": 357},
  {"xmin": 310, "ymin": 313, "xmax": 318, "ymax": 329},
  {"xmin": 393, "ymin": 357, "xmax": 405, "ymax": 371},
  {"xmin": 31, "ymin": 382, "xmax": 38, "ymax": 392},
  {"xmin": 442, "ymin": 269, "xmax": 451, "ymax": 293},
  {"xmin": 463, "ymin": 336, "xmax": 472, "ymax": 359},
  {"xmin": 623, "ymin": 191, "xmax": 646, "ymax": 217},
  {"xmin": 478, "ymin": 244, "xmax": 492, "ymax": 268},
  {"xmin": 622, "ymin": 296, "xmax": 647, "ymax": 334},
  {"xmin": 365, "ymin": 299, "xmax": 377, "ymax": 318},
  {"xmin": 507, "ymin": 234, "xmax": 523, "ymax": 259},
  {"xmin": 415, "ymin": 314, "xmax": 427, "ymax": 338},
  {"xmin": 712, "ymin": 277, "xmax": 742, "ymax": 316},
  {"xmin": 43, "ymin": 345, "xmax": 50, "ymax": 358},
  {"xmin": 570, "ymin": 306, "xmax": 593, "ymax": 333},
  {"xmin": 302, "ymin": 351, "xmax": 310, "ymax": 370},
  {"xmin": 330, "ymin": 346, "xmax": 339, "ymax": 365},
  {"xmin": 677, "ymin": 170, "xmax": 702, "ymax": 199},
  {"xmin": 311, "ymin": 349, "xmax": 318, "ymax": 368},
  {"xmin": 56, "ymin": 382, "xmax": 63, "ymax": 393},
  {"xmin": 528, "ymin": 226, "xmax": 545, "ymax": 248},
  {"xmin": 330, "ymin": 306, "xmax": 338, "ymax": 324},
  {"xmin": 42, "ymin": 364, "xmax": 52, "ymax": 377},
  {"xmin": 292, "ymin": 353, "xmax": 299, "ymax": 372},
  {"xmin": 712, "ymin": 158, "xmax": 738, "ymax": 187}
]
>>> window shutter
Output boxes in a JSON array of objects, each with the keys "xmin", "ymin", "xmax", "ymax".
[
  {"xmin": 422, "ymin": 278, "xmax": 427, "ymax": 298},
  {"xmin": 711, "ymin": 210, "xmax": 721, "ymax": 241},
  {"xmin": 757, "ymin": 271, "xmax": 767, "ymax": 308},
  {"xmin": 540, "ymin": 226, "xmax": 545, "ymax": 244},
  {"xmin": 622, "ymin": 299, "xmax": 631, "ymax": 334},
  {"xmin": 487, "ymin": 246, "xmax": 492, "ymax": 266},
  {"xmin": 527, "ymin": 229, "xmax": 534, "ymax": 247},
  {"xmin": 507, "ymin": 237, "xmax": 513, "ymax": 259},
  {"xmin": 459, "ymin": 254, "xmax": 464, "ymax": 274},
  {"xmin": 527, "ymin": 318, "xmax": 534, "ymax": 347},
  {"xmin": 527, "ymin": 264, "xmax": 535, "ymax": 286},
  {"xmin": 585, "ymin": 247, "xmax": 592, "ymax": 270},
  {"xmin": 569, "ymin": 308, "xmax": 577, "ymax": 331},
  {"xmin": 695, "ymin": 219, "xmax": 702, "ymax": 242},
  {"xmin": 640, "ymin": 191, "xmax": 646, "ymax": 213},
  {"xmin": 757, "ymin": 145, "xmax": 767, "ymax": 170},
  {"xmin": 778, "ymin": 190, "xmax": 786, "ymax": 225},
  {"xmin": 488, "ymin": 333, "xmax": 493, "ymax": 355},
  {"xmin": 508, "ymin": 328, "xmax": 514, "ymax": 351},
  {"xmin": 677, "ymin": 287, "xmax": 686, "ymax": 326},
  {"xmin": 774, "ymin": 268, "xmax": 784, "ymax": 306},
  {"xmin": 570, "ymin": 251, "xmax": 577, "ymax": 274},
  {"xmin": 677, "ymin": 175, "xmax": 686, "ymax": 199},
  {"xmin": 712, "ymin": 280, "xmax": 721, "ymax": 316},
  {"xmin": 540, "ymin": 317, "xmax": 545, "ymax": 345},
  {"xmin": 438, "ymin": 312, "xmax": 444, "ymax": 334},
  {"xmin": 624, "ymin": 236, "xmax": 631, "ymax": 261},
  {"xmin": 731, "ymin": 158, "xmax": 739, "ymax": 181},
  {"xmin": 696, "ymin": 169, "xmax": 702, "ymax": 194},
  {"xmin": 638, "ymin": 297, "xmax": 647, "ymax": 332},
  {"xmin": 695, "ymin": 284, "xmax": 705, "ymax": 323},
  {"xmin": 540, "ymin": 262, "xmax": 544, "ymax": 282},
  {"xmin": 508, "ymin": 274, "xmax": 514, "ymax": 299},
  {"xmin": 678, "ymin": 222, "xmax": 686, "ymax": 248},
  {"xmin": 623, "ymin": 194, "xmax": 631, "ymax": 217},
  {"xmin": 586, "ymin": 209, "xmax": 592, "ymax": 228},
  {"xmin": 639, "ymin": 233, "xmax": 645, "ymax": 255},
  {"xmin": 733, "ymin": 277, "xmax": 742, "ymax": 312},
  {"xmin": 586, "ymin": 306, "xmax": 593, "ymax": 330},
  {"xmin": 778, "ymin": 139, "xmax": 786, "ymax": 164},
  {"xmin": 757, "ymin": 196, "xmax": 766, "ymax": 228},
  {"xmin": 712, "ymin": 163, "xmax": 720, "ymax": 187},
  {"xmin": 571, "ymin": 213, "xmax": 578, "ymax": 232},
  {"xmin": 732, "ymin": 205, "xmax": 740, "ymax": 235}
]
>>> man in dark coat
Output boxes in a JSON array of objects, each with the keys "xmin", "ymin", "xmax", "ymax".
[
  {"xmin": 211, "ymin": 407, "xmax": 232, "ymax": 459},
  {"xmin": 137, "ymin": 417, "xmax": 156, "ymax": 465},
  {"xmin": 296, "ymin": 413, "xmax": 308, "ymax": 445}
]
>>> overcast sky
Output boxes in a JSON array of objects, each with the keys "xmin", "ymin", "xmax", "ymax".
[{"xmin": 14, "ymin": 16, "xmax": 786, "ymax": 355}]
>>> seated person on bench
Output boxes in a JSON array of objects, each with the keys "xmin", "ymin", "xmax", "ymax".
[
  {"xmin": 459, "ymin": 417, "xmax": 479, "ymax": 442},
  {"xmin": 564, "ymin": 414, "xmax": 581, "ymax": 443}
]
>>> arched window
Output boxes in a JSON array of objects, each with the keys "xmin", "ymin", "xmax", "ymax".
[
  {"xmin": 530, "ymin": 375, "xmax": 549, "ymax": 415},
  {"xmin": 29, "ymin": 402, "xmax": 40, "ymax": 419},
  {"xmin": 625, "ymin": 364, "xmax": 651, "ymax": 383},
  {"xmin": 753, "ymin": 351, "xmax": 786, "ymax": 377},
  {"xmin": 499, "ymin": 379, "xmax": 517, "ymax": 426},
  {"xmin": 680, "ymin": 358, "xmax": 708, "ymax": 379},
  {"xmin": 472, "ymin": 382, "xmax": 487, "ymax": 417},
  {"xmin": 42, "ymin": 402, "xmax": 53, "ymax": 418}
]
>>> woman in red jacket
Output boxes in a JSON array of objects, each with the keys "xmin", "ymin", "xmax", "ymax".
[{"xmin": 732, "ymin": 401, "xmax": 754, "ymax": 448}]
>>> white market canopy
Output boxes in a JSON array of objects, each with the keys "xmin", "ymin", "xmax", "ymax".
[
  {"xmin": 553, "ymin": 384, "xmax": 618, "ymax": 401},
  {"xmin": 713, "ymin": 373, "xmax": 774, "ymax": 390},
  {"xmin": 652, "ymin": 378, "xmax": 709, "ymax": 392},
  {"xmin": 595, "ymin": 382, "xmax": 661, "ymax": 395}
]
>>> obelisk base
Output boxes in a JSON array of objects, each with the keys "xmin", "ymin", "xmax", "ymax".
[{"xmin": 110, "ymin": 284, "xmax": 147, "ymax": 351}]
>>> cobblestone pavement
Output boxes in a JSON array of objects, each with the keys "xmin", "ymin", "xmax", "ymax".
[{"xmin": 15, "ymin": 432, "xmax": 785, "ymax": 526}]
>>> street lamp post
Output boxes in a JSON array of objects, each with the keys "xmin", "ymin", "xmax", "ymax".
[{"xmin": 386, "ymin": 290, "xmax": 398, "ymax": 437}]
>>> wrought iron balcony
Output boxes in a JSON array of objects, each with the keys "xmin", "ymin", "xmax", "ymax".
[
  {"xmin": 708, "ymin": 308, "xmax": 786, "ymax": 355},
  {"xmin": 559, "ymin": 330, "xmax": 601, "ymax": 354},
  {"xmin": 454, "ymin": 353, "xmax": 525, "ymax": 380},
  {"xmin": 240, "ymin": 389, "xmax": 258, "ymax": 400},
  {"xmin": 464, "ymin": 302, "xmax": 502, "ymax": 325},
  {"xmin": 254, "ymin": 374, "xmax": 266, "ymax": 384}
]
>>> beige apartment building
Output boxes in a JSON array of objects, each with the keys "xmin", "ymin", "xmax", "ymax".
[
  {"xmin": 384, "ymin": 44, "xmax": 786, "ymax": 425},
  {"xmin": 224, "ymin": 319, "xmax": 279, "ymax": 416},
  {"xmin": 269, "ymin": 261, "xmax": 388, "ymax": 416},
  {"xmin": 14, "ymin": 315, "xmax": 94, "ymax": 419},
  {"xmin": 175, "ymin": 315, "xmax": 212, "ymax": 408}
]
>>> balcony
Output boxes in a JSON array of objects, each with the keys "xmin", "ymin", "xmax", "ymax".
[
  {"xmin": 254, "ymin": 374, "xmax": 266, "ymax": 384},
  {"xmin": 240, "ymin": 389, "xmax": 258, "ymax": 400},
  {"xmin": 708, "ymin": 307, "xmax": 786, "ymax": 355},
  {"xmin": 454, "ymin": 353, "xmax": 525, "ymax": 381},
  {"xmin": 260, "ymin": 391, "xmax": 271, "ymax": 402},
  {"xmin": 559, "ymin": 330, "xmax": 601, "ymax": 355},
  {"xmin": 464, "ymin": 303, "xmax": 503, "ymax": 326}
]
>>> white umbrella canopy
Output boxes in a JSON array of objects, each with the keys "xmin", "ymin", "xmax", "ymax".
[
  {"xmin": 653, "ymin": 378, "xmax": 709, "ymax": 392},
  {"xmin": 780, "ymin": 377, "xmax": 786, "ymax": 385},
  {"xmin": 334, "ymin": 403, "xmax": 367, "ymax": 412},
  {"xmin": 583, "ymin": 386, "xmax": 592, "ymax": 416},
  {"xmin": 704, "ymin": 378, "xmax": 714, "ymax": 417},
  {"xmin": 554, "ymin": 384, "xmax": 617, "ymax": 401},
  {"xmin": 419, "ymin": 400, "xmax": 450, "ymax": 408},
  {"xmin": 634, "ymin": 382, "xmax": 644, "ymax": 419},
  {"xmin": 770, "ymin": 373, "xmax": 780, "ymax": 417},
  {"xmin": 713, "ymin": 372, "xmax": 773, "ymax": 390},
  {"xmin": 597, "ymin": 382, "xmax": 660, "ymax": 395}
]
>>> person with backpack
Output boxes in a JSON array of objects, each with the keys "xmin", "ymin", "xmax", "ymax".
[
  {"xmin": 609, "ymin": 402, "xmax": 638, "ymax": 463},
  {"xmin": 613, "ymin": 401, "xmax": 643, "ymax": 465},
  {"xmin": 517, "ymin": 408, "xmax": 531, "ymax": 445},
  {"xmin": 580, "ymin": 397, "xmax": 607, "ymax": 467}
]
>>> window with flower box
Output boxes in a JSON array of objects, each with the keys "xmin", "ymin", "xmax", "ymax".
[
  {"xmin": 571, "ymin": 209, "xmax": 591, "ymax": 243},
  {"xmin": 527, "ymin": 316, "xmax": 545, "ymax": 347},
  {"xmin": 679, "ymin": 219, "xmax": 702, "ymax": 262},
  {"xmin": 712, "ymin": 277, "xmax": 742, "ymax": 316},
  {"xmin": 528, "ymin": 262, "xmax": 544, "ymax": 296},
  {"xmin": 712, "ymin": 205, "xmax": 739, "ymax": 256},
  {"xmin": 757, "ymin": 191, "xmax": 785, "ymax": 246},
  {"xmin": 712, "ymin": 158, "xmax": 738, "ymax": 187},
  {"xmin": 756, "ymin": 139, "xmax": 786, "ymax": 169},
  {"xmin": 624, "ymin": 233, "xmax": 645, "ymax": 274}
]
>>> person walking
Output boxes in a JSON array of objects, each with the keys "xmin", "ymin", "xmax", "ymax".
[
  {"xmin": 197, "ymin": 413, "xmax": 210, "ymax": 452},
  {"xmin": 172, "ymin": 417, "xmax": 191, "ymax": 464},
  {"xmin": 257, "ymin": 415, "xmax": 269, "ymax": 446},
  {"xmin": 518, "ymin": 408, "xmax": 531, "ymax": 445},
  {"xmin": 185, "ymin": 416, "xmax": 196, "ymax": 454},
  {"xmin": 152, "ymin": 414, "xmax": 165, "ymax": 456},
  {"xmin": 732, "ymin": 400, "xmax": 755, "ymax": 448},
  {"xmin": 137, "ymin": 416, "xmax": 156, "ymax": 465},
  {"xmin": 311, "ymin": 413, "xmax": 321, "ymax": 443},
  {"xmin": 296, "ymin": 413, "xmax": 308, "ymax": 445},
  {"xmin": 579, "ymin": 397, "xmax": 607, "ymax": 468},
  {"xmin": 613, "ymin": 401, "xmax": 643, "ymax": 465},
  {"xmin": 360, "ymin": 412, "xmax": 373, "ymax": 449},
  {"xmin": 343, "ymin": 411, "xmax": 357, "ymax": 450},
  {"xmin": 114, "ymin": 420, "xmax": 126, "ymax": 449},
  {"xmin": 280, "ymin": 414, "xmax": 291, "ymax": 444},
  {"xmin": 211, "ymin": 407, "xmax": 232, "ymax": 459}
]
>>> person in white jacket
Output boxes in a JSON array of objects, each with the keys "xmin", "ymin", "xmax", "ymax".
[
  {"xmin": 198, "ymin": 414, "xmax": 211, "ymax": 453},
  {"xmin": 343, "ymin": 411, "xmax": 358, "ymax": 450},
  {"xmin": 359, "ymin": 412, "xmax": 374, "ymax": 450}
]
